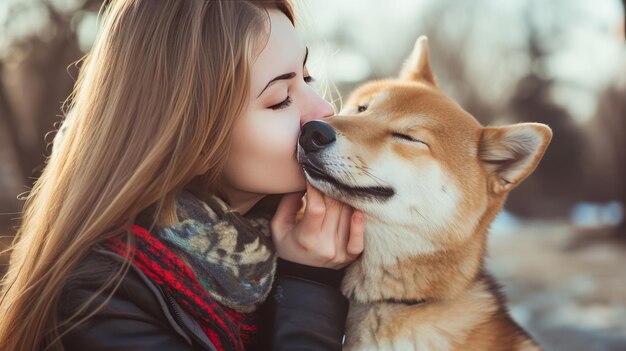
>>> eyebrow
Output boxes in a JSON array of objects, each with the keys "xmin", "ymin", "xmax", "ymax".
[{"xmin": 257, "ymin": 47, "xmax": 309, "ymax": 98}]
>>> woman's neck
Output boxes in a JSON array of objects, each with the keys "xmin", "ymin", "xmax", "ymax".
[{"xmin": 219, "ymin": 185, "xmax": 266, "ymax": 216}]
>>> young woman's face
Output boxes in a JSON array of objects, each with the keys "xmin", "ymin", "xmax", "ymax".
[{"xmin": 221, "ymin": 9, "xmax": 334, "ymax": 196}]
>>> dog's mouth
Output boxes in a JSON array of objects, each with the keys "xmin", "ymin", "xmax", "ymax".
[
  {"xmin": 301, "ymin": 161, "xmax": 334, "ymax": 183},
  {"xmin": 299, "ymin": 158, "xmax": 395, "ymax": 201}
]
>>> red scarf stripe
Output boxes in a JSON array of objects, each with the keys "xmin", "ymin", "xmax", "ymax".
[
  {"xmin": 128, "ymin": 227, "xmax": 241, "ymax": 332},
  {"xmin": 103, "ymin": 230, "xmax": 245, "ymax": 350},
  {"xmin": 110, "ymin": 230, "xmax": 210, "ymax": 309},
  {"xmin": 107, "ymin": 235, "xmax": 240, "ymax": 340},
  {"xmin": 132, "ymin": 226, "xmax": 212, "ymax": 296},
  {"xmin": 105, "ymin": 235, "xmax": 241, "ymax": 350},
  {"xmin": 203, "ymin": 326, "xmax": 225, "ymax": 351}
]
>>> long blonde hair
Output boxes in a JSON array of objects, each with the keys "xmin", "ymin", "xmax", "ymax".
[{"xmin": 0, "ymin": 0, "xmax": 294, "ymax": 350}]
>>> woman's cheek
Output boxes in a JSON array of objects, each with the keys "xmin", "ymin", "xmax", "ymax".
[
  {"xmin": 231, "ymin": 111, "xmax": 305, "ymax": 193},
  {"xmin": 253, "ymin": 113, "xmax": 303, "ymax": 172}
]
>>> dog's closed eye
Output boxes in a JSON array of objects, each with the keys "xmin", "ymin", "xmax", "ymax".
[{"xmin": 392, "ymin": 132, "xmax": 428, "ymax": 146}]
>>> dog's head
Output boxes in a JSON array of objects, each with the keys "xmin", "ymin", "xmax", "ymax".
[{"xmin": 297, "ymin": 36, "xmax": 552, "ymax": 251}]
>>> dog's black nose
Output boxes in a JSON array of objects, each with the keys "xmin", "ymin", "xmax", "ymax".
[{"xmin": 299, "ymin": 120, "xmax": 336, "ymax": 153}]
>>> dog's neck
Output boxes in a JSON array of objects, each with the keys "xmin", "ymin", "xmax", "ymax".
[{"xmin": 341, "ymin": 217, "xmax": 487, "ymax": 304}]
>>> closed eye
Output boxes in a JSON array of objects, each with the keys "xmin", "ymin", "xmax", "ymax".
[
  {"xmin": 269, "ymin": 96, "xmax": 292, "ymax": 110},
  {"xmin": 268, "ymin": 75, "xmax": 314, "ymax": 110},
  {"xmin": 392, "ymin": 132, "xmax": 427, "ymax": 146}
]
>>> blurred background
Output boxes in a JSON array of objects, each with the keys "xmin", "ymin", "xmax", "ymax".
[{"xmin": 1, "ymin": 0, "xmax": 625, "ymax": 349}]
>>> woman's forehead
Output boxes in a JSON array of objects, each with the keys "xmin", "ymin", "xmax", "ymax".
[{"xmin": 251, "ymin": 9, "xmax": 306, "ymax": 97}]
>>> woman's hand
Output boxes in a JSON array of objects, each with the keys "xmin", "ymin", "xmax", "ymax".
[{"xmin": 271, "ymin": 181, "xmax": 365, "ymax": 269}]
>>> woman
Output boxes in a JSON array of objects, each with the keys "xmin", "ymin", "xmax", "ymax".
[{"xmin": 0, "ymin": 1, "xmax": 365, "ymax": 350}]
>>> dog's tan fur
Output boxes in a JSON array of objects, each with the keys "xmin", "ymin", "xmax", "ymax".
[{"xmin": 297, "ymin": 36, "xmax": 552, "ymax": 350}]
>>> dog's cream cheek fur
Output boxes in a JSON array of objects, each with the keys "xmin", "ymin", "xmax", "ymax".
[
  {"xmin": 363, "ymin": 157, "xmax": 462, "ymax": 256},
  {"xmin": 320, "ymin": 135, "xmax": 481, "ymax": 259}
]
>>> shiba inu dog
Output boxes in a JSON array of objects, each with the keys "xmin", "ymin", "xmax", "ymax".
[{"xmin": 297, "ymin": 36, "xmax": 551, "ymax": 351}]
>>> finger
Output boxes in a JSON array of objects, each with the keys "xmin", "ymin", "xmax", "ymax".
[
  {"xmin": 346, "ymin": 210, "xmax": 365, "ymax": 257},
  {"xmin": 321, "ymin": 195, "xmax": 343, "ymax": 233},
  {"xmin": 301, "ymin": 181, "xmax": 325, "ymax": 234},
  {"xmin": 335, "ymin": 204, "xmax": 353, "ymax": 250},
  {"xmin": 296, "ymin": 195, "xmax": 306, "ymax": 221},
  {"xmin": 271, "ymin": 191, "xmax": 305, "ymax": 240},
  {"xmin": 304, "ymin": 181, "xmax": 325, "ymax": 215}
]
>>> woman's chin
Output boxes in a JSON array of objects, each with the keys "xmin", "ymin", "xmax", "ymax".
[
  {"xmin": 283, "ymin": 172, "xmax": 307, "ymax": 193},
  {"xmin": 289, "ymin": 178, "xmax": 307, "ymax": 193}
]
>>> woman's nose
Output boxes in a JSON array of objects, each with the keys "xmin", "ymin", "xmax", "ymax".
[{"xmin": 300, "ymin": 90, "xmax": 334, "ymax": 126}]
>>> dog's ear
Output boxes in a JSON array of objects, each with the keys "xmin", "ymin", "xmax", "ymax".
[
  {"xmin": 399, "ymin": 35, "xmax": 437, "ymax": 85},
  {"xmin": 479, "ymin": 123, "xmax": 552, "ymax": 195}
]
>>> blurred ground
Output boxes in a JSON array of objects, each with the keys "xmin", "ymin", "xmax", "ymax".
[{"xmin": 487, "ymin": 221, "xmax": 626, "ymax": 350}]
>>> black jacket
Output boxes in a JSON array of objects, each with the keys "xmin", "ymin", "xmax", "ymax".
[{"xmin": 58, "ymin": 246, "xmax": 349, "ymax": 350}]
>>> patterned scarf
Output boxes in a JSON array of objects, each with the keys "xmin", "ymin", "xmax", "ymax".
[{"xmin": 99, "ymin": 190, "xmax": 278, "ymax": 351}]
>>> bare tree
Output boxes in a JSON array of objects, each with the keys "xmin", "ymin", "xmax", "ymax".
[
  {"xmin": 591, "ymin": 65, "xmax": 626, "ymax": 237},
  {"xmin": 0, "ymin": 0, "xmax": 104, "ymax": 227}
]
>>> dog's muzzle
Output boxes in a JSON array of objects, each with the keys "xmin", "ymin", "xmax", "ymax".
[{"xmin": 296, "ymin": 120, "xmax": 396, "ymax": 203}]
